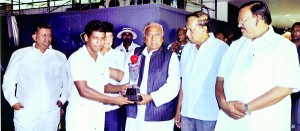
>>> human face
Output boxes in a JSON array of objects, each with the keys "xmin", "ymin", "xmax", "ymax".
[
  {"xmin": 121, "ymin": 32, "xmax": 133, "ymax": 44},
  {"xmin": 84, "ymin": 31, "xmax": 106, "ymax": 54},
  {"xmin": 103, "ymin": 32, "xmax": 114, "ymax": 50},
  {"xmin": 238, "ymin": 6, "xmax": 259, "ymax": 39},
  {"xmin": 177, "ymin": 28, "xmax": 187, "ymax": 42},
  {"xmin": 215, "ymin": 32, "xmax": 226, "ymax": 42},
  {"xmin": 32, "ymin": 28, "xmax": 52, "ymax": 53},
  {"xmin": 291, "ymin": 25, "xmax": 300, "ymax": 41},
  {"xmin": 186, "ymin": 16, "xmax": 205, "ymax": 44},
  {"xmin": 144, "ymin": 24, "xmax": 164, "ymax": 52}
]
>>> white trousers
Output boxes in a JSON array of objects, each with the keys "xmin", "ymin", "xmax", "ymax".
[
  {"xmin": 14, "ymin": 107, "xmax": 60, "ymax": 131},
  {"xmin": 66, "ymin": 104, "xmax": 105, "ymax": 131}
]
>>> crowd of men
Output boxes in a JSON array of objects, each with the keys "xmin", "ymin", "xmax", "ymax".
[{"xmin": 2, "ymin": 1, "xmax": 300, "ymax": 131}]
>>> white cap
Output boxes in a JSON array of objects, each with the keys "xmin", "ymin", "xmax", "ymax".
[{"xmin": 117, "ymin": 27, "xmax": 137, "ymax": 39}]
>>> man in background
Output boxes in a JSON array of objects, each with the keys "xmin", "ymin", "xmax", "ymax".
[
  {"xmin": 290, "ymin": 22, "xmax": 300, "ymax": 131},
  {"xmin": 167, "ymin": 27, "xmax": 188, "ymax": 60},
  {"xmin": 115, "ymin": 27, "xmax": 140, "ymax": 60},
  {"xmin": 101, "ymin": 22, "xmax": 128, "ymax": 131},
  {"xmin": 2, "ymin": 23, "xmax": 70, "ymax": 131}
]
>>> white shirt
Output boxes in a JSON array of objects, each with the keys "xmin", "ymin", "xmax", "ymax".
[
  {"xmin": 103, "ymin": 48, "xmax": 126, "ymax": 111},
  {"xmin": 125, "ymin": 47, "xmax": 181, "ymax": 131},
  {"xmin": 115, "ymin": 42, "xmax": 140, "ymax": 61},
  {"xmin": 68, "ymin": 45, "xmax": 109, "ymax": 108},
  {"xmin": 215, "ymin": 26, "xmax": 300, "ymax": 131},
  {"xmin": 2, "ymin": 43, "xmax": 70, "ymax": 111},
  {"xmin": 180, "ymin": 33, "xmax": 228, "ymax": 120}
]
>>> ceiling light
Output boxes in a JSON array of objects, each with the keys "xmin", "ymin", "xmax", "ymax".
[{"xmin": 285, "ymin": 15, "xmax": 290, "ymax": 17}]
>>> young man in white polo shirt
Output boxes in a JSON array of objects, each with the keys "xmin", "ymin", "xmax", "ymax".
[{"xmin": 66, "ymin": 20, "xmax": 133, "ymax": 131}]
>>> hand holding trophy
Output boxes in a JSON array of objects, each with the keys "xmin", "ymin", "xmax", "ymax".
[{"xmin": 126, "ymin": 55, "xmax": 143, "ymax": 102}]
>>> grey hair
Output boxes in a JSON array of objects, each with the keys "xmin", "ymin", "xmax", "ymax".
[{"xmin": 143, "ymin": 22, "xmax": 164, "ymax": 35}]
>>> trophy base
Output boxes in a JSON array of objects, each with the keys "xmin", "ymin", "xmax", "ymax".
[{"xmin": 125, "ymin": 95, "xmax": 143, "ymax": 102}]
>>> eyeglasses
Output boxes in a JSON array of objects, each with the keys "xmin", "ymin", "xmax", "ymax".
[
  {"xmin": 144, "ymin": 33, "xmax": 163, "ymax": 38},
  {"xmin": 237, "ymin": 17, "xmax": 252, "ymax": 25}
]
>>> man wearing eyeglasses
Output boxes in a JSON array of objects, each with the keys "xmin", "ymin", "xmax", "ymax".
[
  {"xmin": 115, "ymin": 27, "xmax": 140, "ymax": 61},
  {"xmin": 215, "ymin": 1, "xmax": 300, "ymax": 131},
  {"xmin": 125, "ymin": 22, "xmax": 180, "ymax": 131}
]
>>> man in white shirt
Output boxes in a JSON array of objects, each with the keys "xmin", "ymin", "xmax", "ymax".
[
  {"xmin": 115, "ymin": 27, "xmax": 140, "ymax": 60},
  {"xmin": 2, "ymin": 23, "xmax": 70, "ymax": 131},
  {"xmin": 125, "ymin": 22, "xmax": 180, "ymax": 131},
  {"xmin": 175, "ymin": 11, "xmax": 228, "ymax": 131},
  {"xmin": 100, "ymin": 22, "xmax": 128, "ymax": 131},
  {"xmin": 66, "ymin": 20, "xmax": 133, "ymax": 131},
  {"xmin": 215, "ymin": 1, "xmax": 300, "ymax": 131}
]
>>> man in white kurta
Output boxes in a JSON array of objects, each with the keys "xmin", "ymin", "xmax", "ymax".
[
  {"xmin": 215, "ymin": 1, "xmax": 300, "ymax": 131},
  {"xmin": 125, "ymin": 22, "xmax": 180, "ymax": 131},
  {"xmin": 2, "ymin": 24, "xmax": 70, "ymax": 131}
]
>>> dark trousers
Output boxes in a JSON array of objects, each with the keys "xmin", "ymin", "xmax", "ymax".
[
  {"xmin": 104, "ymin": 106, "xmax": 127, "ymax": 131},
  {"xmin": 105, "ymin": 109, "xmax": 121, "ymax": 131}
]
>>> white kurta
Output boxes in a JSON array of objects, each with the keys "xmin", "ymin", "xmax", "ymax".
[
  {"xmin": 125, "ymin": 47, "xmax": 181, "ymax": 131},
  {"xmin": 215, "ymin": 26, "xmax": 300, "ymax": 131},
  {"xmin": 66, "ymin": 45, "xmax": 110, "ymax": 131},
  {"xmin": 2, "ymin": 43, "xmax": 70, "ymax": 131},
  {"xmin": 180, "ymin": 34, "xmax": 228, "ymax": 120}
]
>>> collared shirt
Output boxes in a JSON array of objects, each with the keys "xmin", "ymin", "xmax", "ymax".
[
  {"xmin": 215, "ymin": 26, "xmax": 300, "ymax": 131},
  {"xmin": 180, "ymin": 33, "xmax": 228, "ymax": 120},
  {"xmin": 125, "ymin": 47, "xmax": 180, "ymax": 131},
  {"xmin": 103, "ymin": 48, "xmax": 126, "ymax": 111},
  {"xmin": 115, "ymin": 42, "xmax": 140, "ymax": 61},
  {"xmin": 68, "ymin": 45, "xmax": 109, "ymax": 108},
  {"xmin": 2, "ymin": 43, "xmax": 70, "ymax": 111}
]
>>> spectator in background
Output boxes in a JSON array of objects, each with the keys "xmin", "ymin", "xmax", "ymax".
[
  {"xmin": 115, "ymin": 27, "xmax": 140, "ymax": 60},
  {"xmin": 66, "ymin": 20, "xmax": 133, "ymax": 131},
  {"xmin": 290, "ymin": 21, "xmax": 300, "ymax": 131},
  {"xmin": 167, "ymin": 27, "xmax": 188, "ymax": 60},
  {"xmin": 176, "ymin": 11, "xmax": 228, "ymax": 131},
  {"xmin": 2, "ymin": 23, "xmax": 70, "ymax": 131},
  {"xmin": 100, "ymin": 22, "xmax": 128, "ymax": 131},
  {"xmin": 214, "ymin": 31, "xmax": 228, "ymax": 43},
  {"xmin": 215, "ymin": 1, "xmax": 300, "ymax": 131},
  {"xmin": 125, "ymin": 22, "xmax": 180, "ymax": 131}
]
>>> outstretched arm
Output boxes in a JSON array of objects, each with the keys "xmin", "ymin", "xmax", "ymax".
[{"xmin": 75, "ymin": 81, "xmax": 133, "ymax": 105}]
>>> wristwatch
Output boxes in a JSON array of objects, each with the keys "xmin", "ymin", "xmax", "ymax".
[{"xmin": 244, "ymin": 103, "xmax": 251, "ymax": 115}]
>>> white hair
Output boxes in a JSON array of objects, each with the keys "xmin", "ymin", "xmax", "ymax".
[{"xmin": 143, "ymin": 22, "xmax": 164, "ymax": 35}]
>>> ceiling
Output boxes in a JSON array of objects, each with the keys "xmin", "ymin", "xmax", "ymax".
[
  {"xmin": 224, "ymin": 0, "xmax": 300, "ymax": 29},
  {"xmin": 1, "ymin": 0, "xmax": 299, "ymax": 28}
]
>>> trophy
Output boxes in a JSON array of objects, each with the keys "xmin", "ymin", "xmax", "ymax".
[{"xmin": 125, "ymin": 55, "xmax": 143, "ymax": 102}]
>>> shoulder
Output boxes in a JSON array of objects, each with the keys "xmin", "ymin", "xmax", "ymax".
[
  {"xmin": 10, "ymin": 47, "xmax": 32, "ymax": 60},
  {"xmin": 51, "ymin": 49, "xmax": 67, "ymax": 60},
  {"xmin": 131, "ymin": 42, "xmax": 141, "ymax": 47},
  {"xmin": 68, "ymin": 47, "xmax": 83, "ymax": 62}
]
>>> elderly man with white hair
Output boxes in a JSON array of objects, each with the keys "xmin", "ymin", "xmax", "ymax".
[{"xmin": 125, "ymin": 22, "xmax": 181, "ymax": 131}]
